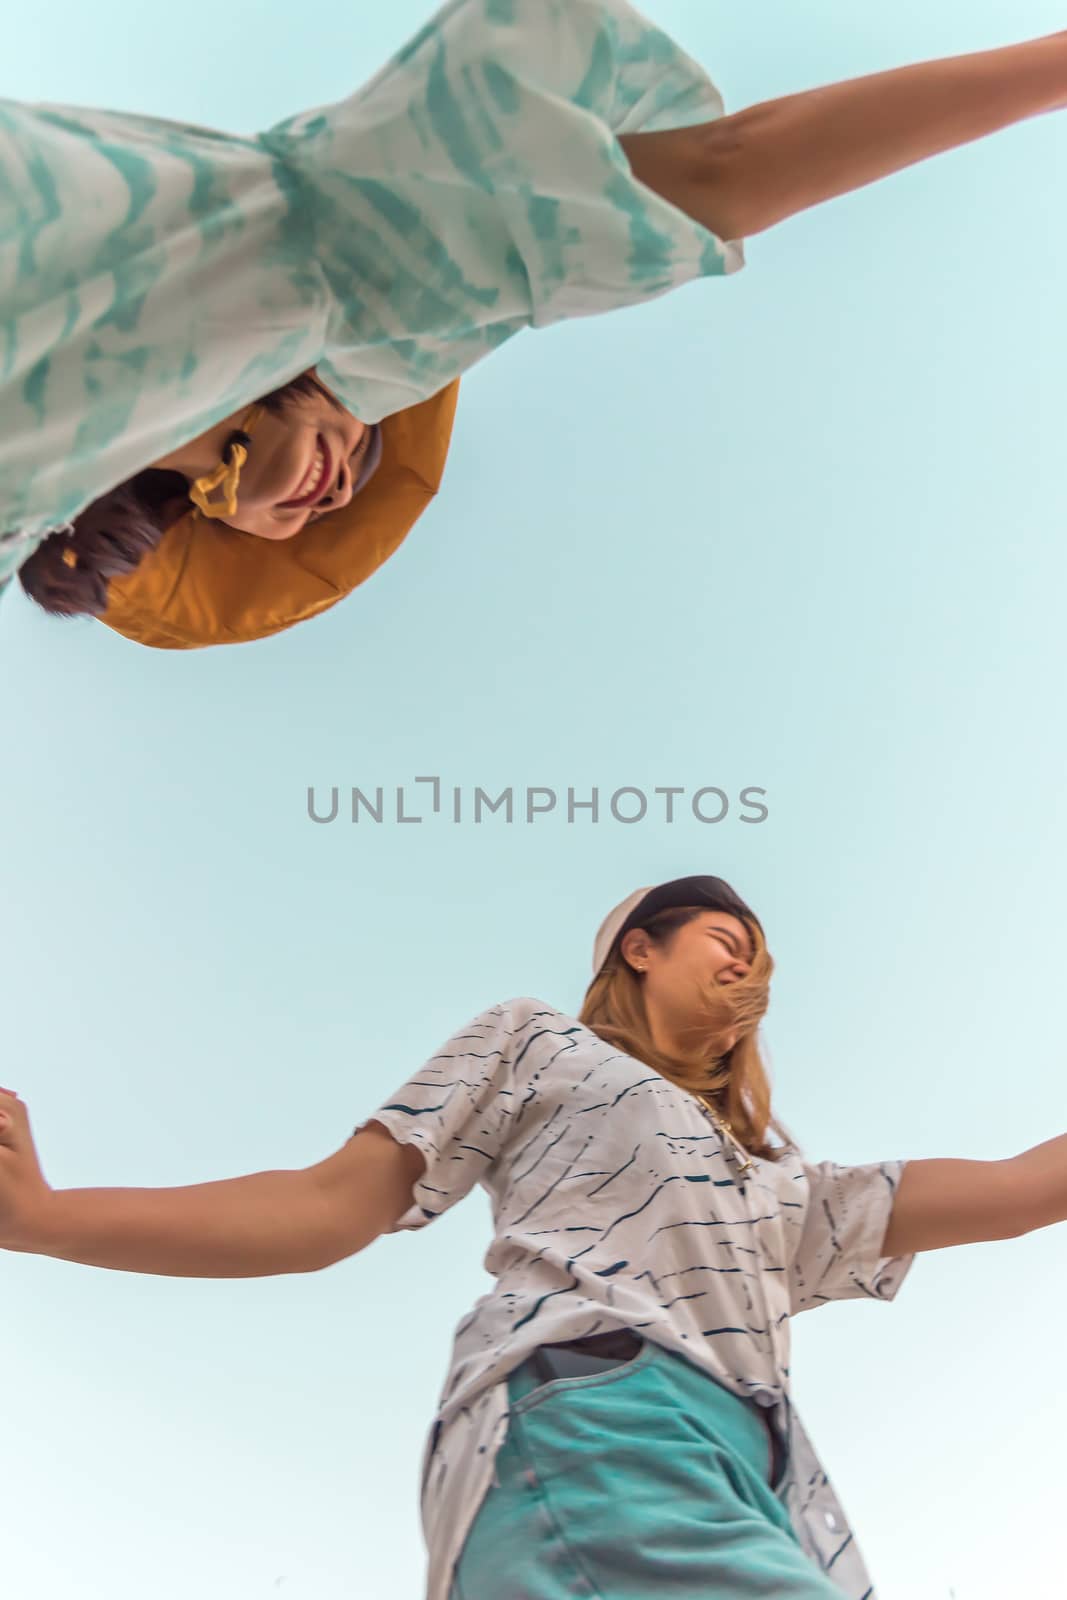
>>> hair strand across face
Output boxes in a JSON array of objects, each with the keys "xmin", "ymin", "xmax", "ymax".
[{"xmin": 579, "ymin": 906, "xmax": 790, "ymax": 1162}]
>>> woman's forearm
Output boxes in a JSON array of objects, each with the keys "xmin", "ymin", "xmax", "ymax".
[
  {"xmin": 17, "ymin": 1168, "xmax": 345, "ymax": 1279},
  {"xmin": 1010, "ymin": 1131, "xmax": 1067, "ymax": 1235},
  {"xmin": 622, "ymin": 31, "xmax": 1067, "ymax": 241}
]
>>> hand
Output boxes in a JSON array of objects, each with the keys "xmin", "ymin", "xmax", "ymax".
[{"xmin": 0, "ymin": 1088, "xmax": 52, "ymax": 1253}]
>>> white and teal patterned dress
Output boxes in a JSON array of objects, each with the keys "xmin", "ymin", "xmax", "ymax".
[{"xmin": 0, "ymin": 0, "xmax": 742, "ymax": 595}]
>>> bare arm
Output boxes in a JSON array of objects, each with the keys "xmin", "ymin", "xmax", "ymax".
[
  {"xmin": 621, "ymin": 29, "xmax": 1067, "ymax": 241},
  {"xmin": 0, "ymin": 1088, "xmax": 423, "ymax": 1278},
  {"xmin": 881, "ymin": 1132, "xmax": 1067, "ymax": 1256}
]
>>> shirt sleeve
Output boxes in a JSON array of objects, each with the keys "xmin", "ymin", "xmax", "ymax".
[
  {"xmin": 356, "ymin": 999, "xmax": 520, "ymax": 1232},
  {"xmin": 788, "ymin": 1159, "xmax": 915, "ymax": 1315}
]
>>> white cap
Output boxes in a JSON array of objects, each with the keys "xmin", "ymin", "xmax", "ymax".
[
  {"xmin": 591, "ymin": 887, "xmax": 654, "ymax": 977},
  {"xmin": 591, "ymin": 876, "xmax": 760, "ymax": 979}
]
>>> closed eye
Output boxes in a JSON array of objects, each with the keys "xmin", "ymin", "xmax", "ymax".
[{"xmin": 709, "ymin": 926, "xmax": 751, "ymax": 964}]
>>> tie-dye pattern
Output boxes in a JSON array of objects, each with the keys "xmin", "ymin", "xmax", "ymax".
[
  {"xmin": 0, "ymin": 0, "xmax": 740, "ymax": 592},
  {"xmin": 362, "ymin": 998, "xmax": 913, "ymax": 1600}
]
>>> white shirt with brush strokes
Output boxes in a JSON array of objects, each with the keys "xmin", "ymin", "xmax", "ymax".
[{"xmin": 362, "ymin": 997, "xmax": 913, "ymax": 1600}]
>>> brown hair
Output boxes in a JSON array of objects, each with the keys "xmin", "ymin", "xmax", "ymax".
[
  {"xmin": 579, "ymin": 906, "xmax": 792, "ymax": 1163},
  {"xmin": 16, "ymin": 370, "xmax": 346, "ymax": 619}
]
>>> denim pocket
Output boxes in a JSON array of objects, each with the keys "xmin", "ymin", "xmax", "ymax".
[{"xmin": 509, "ymin": 1335, "xmax": 654, "ymax": 1415}]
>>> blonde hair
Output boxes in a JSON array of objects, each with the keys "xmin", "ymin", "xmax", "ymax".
[{"xmin": 578, "ymin": 907, "xmax": 792, "ymax": 1163}]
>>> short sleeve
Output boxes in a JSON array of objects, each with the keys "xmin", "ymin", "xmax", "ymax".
[
  {"xmin": 789, "ymin": 1159, "xmax": 915, "ymax": 1315},
  {"xmin": 357, "ymin": 999, "xmax": 519, "ymax": 1232}
]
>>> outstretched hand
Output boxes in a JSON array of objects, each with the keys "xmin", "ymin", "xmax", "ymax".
[{"xmin": 0, "ymin": 1088, "xmax": 51, "ymax": 1252}]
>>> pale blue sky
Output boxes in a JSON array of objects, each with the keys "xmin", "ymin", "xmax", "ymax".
[{"xmin": 2, "ymin": 3, "xmax": 1066, "ymax": 1597}]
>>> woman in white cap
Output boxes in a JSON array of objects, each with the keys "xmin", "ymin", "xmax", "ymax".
[
  {"xmin": 5, "ymin": 6, "xmax": 1067, "ymax": 621},
  {"xmin": 1, "ymin": 875, "xmax": 1064, "ymax": 1596}
]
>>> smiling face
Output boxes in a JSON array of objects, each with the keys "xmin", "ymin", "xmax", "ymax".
[
  {"xmin": 150, "ymin": 375, "xmax": 373, "ymax": 540},
  {"xmin": 218, "ymin": 398, "xmax": 373, "ymax": 540},
  {"xmin": 620, "ymin": 910, "xmax": 755, "ymax": 1054}
]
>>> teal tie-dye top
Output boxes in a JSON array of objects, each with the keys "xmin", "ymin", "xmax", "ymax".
[{"xmin": 1, "ymin": 0, "xmax": 743, "ymax": 596}]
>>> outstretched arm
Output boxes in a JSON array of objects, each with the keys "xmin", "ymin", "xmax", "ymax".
[
  {"xmin": 621, "ymin": 29, "xmax": 1067, "ymax": 241},
  {"xmin": 881, "ymin": 1131, "xmax": 1067, "ymax": 1256},
  {"xmin": 0, "ymin": 1089, "xmax": 422, "ymax": 1278}
]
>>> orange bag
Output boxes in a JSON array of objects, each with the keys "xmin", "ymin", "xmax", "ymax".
[{"xmin": 101, "ymin": 383, "xmax": 458, "ymax": 649}]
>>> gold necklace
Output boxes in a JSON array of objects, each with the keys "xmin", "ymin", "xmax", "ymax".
[{"xmin": 698, "ymin": 1095, "xmax": 754, "ymax": 1176}]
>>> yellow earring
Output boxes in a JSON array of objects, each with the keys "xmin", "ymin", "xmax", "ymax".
[{"xmin": 188, "ymin": 404, "xmax": 266, "ymax": 520}]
